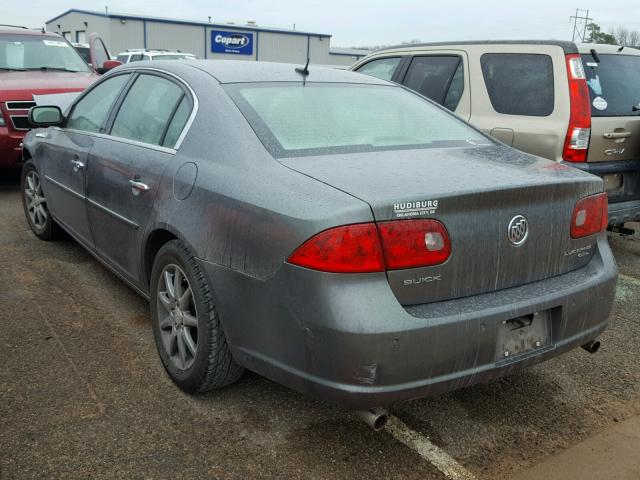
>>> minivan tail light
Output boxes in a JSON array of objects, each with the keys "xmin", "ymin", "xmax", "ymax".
[
  {"xmin": 571, "ymin": 193, "xmax": 608, "ymax": 238},
  {"xmin": 288, "ymin": 219, "xmax": 452, "ymax": 273},
  {"xmin": 377, "ymin": 219, "xmax": 451, "ymax": 270},
  {"xmin": 563, "ymin": 54, "xmax": 591, "ymax": 162},
  {"xmin": 287, "ymin": 223, "xmax": 385, "ymax": 273}
]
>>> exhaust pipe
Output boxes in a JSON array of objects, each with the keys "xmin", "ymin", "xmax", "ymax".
[
  {"xmin": 582, "ymin": 340, "xmax": 601, "ymax": 354},
  {"xmin": 356, "ymin": 407, "xmax": 389, "ymax": 431}
]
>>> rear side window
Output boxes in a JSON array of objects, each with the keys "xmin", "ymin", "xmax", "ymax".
[
  {"xmin": 356, "ymin": 57, "xmax": 401, "ymax": 81},
  {"xmin": 402, "ymin": 56, "xmax": 464, "ymax": 111},
  {"xmin": 162, "ymin": 97, "xmax": 192, "ymax": 147},
  {"xmin": 110, "ymin": 74, "xmax": 185, "ymax": 146},
  {"xmin": 481, "ymin": 53, "xmax": 554, "ymax": 116},
  {"xmin": 582, "ymin": 53, "xmax": 640, "ymax": 117},
  {"xmin": 66, "ymin": 74, "xmax": 130, "ymax": 133}
]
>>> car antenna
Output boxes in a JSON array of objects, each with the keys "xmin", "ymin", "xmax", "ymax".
[{"xmin": 295, "ymin": 58, "xmax": 310, "ymax": 77}]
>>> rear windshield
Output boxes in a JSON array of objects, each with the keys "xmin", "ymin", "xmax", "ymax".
[
  {"xmin": 582, "ymin": 53, "xmax": 640, "ymax": 117},
  {"xmin": 225, "ymin": 83, "xmax": 489, "ymax": 158}
]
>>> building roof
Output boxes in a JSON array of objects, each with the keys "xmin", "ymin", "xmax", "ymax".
[{"xmin": 46, "ymin": 9, "xmax": 331, "ymax": 38}]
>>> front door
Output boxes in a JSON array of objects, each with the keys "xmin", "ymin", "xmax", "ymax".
[{"xmin": 39, "ymin": 72, "xmax": 132, "ymax": 246}]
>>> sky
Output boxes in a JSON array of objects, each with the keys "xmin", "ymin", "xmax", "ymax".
[{"xmin": 2, "ymin": 0, "xmax": 640, "ymax": 47}]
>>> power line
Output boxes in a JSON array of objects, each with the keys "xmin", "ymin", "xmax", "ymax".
[{"xmin": 570, "ymin": 8, "xmax": 592, "ymax": 42}]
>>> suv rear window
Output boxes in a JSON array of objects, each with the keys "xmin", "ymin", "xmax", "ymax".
[
  {"xmin": 226, "ymin": 83, "xmax": 488, "ymax": 158},
  {"xmin": 582, "ymin": 53, "xmax": 640, "ymax": 117},
  {"xmin": 480, "ymin": 53, "xmax": 554, "ymax": 116}
]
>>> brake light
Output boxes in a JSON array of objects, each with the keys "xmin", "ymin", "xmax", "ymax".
[
  {"xmin": 287, "ymin": 223, "xmax": 385, "ymax": 273},
  {"xmin": 288, "ymin": 219, "xmax": 451, "ymax": 273},
  {"xmin": 571, "ymin": 193, "xmax": 608, "ymax": 238},
  {"xmin": 563, "ymin": 54, "xmax": 591, "ymax": 162},
  {"xmin": 377, "ymin": 219, "xmax": 451, "ymax": 270}
]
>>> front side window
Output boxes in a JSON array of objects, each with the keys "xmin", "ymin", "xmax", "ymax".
[
  {"xmin": 66, "ymin": 74, "xmax": 130, "ymax": 133},
  {"xmin": 0, "ymin": 34, "xmax": 90, "ymax": 72},
  {"xmin": 226, "ymin": 83, "xmax": 488, "ymax": 158},
  {"xmin": 481, "ymin": 53, "xmax": 554, "ymax": 116},
  {"xmin": 356, "ymin": 57, "xmax": 401, "ymax": 81},
  {"xmin": 116, "ymin": 54, "xmax": 129, "ymax": 63},
  {"xmin": 403, "ymin": 56, "xmax": 464, "ymax": 111},
  {"xmin": 110, "ymin": 74, "xmax": 186, "ymax": 146},
  {"xmin": 582, "ymin": 53, "xmax": 640, "ymax": 117}
]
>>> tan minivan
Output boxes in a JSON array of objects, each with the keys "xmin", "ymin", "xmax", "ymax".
[{"xmin": 351, "ymin": 41, "xmax": 640, "ymax": 229}]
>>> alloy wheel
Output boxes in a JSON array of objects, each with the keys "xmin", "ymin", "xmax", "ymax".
[
  {"xmin": 24, "ymin": 170, "xmax": 48, "ymax": 230},
  {"xmin": 156, "ymin": 264, "xmax": 199, "ymax": 370}
]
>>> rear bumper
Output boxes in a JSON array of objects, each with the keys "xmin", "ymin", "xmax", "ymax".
[
  {"xmin": 199, "ymin": 235, "xmax": 617, "ymax": 408},
  {"xmin": 0, "ymin": 127, "xmax": 25, "ymax": 167},
  {"xmin": 564, "ymin": 159, "xmax": 640, "ymax": 225}
]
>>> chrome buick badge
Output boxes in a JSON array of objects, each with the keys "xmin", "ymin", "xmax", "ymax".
[{"xmin": 508, "ymin": 215, "xmax": 529, "ymax": 246}]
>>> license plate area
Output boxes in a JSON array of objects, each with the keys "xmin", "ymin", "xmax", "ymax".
[{"xmin": 495, "ymin": 311, "xmax": 552, "ymax": 362}]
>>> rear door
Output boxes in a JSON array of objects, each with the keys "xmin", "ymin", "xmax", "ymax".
[
  {"xmin": 397, "ymin": 51, "xmax": 471, "ymax": 120},
  {"xmin": 85, "ymin": 71, "xmax": 193, "ymax": 285}
]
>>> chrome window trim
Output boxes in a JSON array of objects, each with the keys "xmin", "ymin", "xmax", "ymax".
[
  {"xmin": 50, "ymin": 127, "xmax": 178, "ymax": 155},
  {"xmin": 60, "ymin": 67, "xmax": 198, "ymax": 151}
]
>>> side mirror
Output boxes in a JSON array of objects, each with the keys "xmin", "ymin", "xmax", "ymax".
[
  {"xmin": 97, "ymin": 59, "xmax": 122, "ymax": 74},
  {"xmin": 28, "ymin": 106, "xmax": 64, "ymax": 127}
]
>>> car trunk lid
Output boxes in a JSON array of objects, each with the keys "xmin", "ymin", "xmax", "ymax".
[{"xmin": 282, "ymin": 145, "xmax": 603, "ymax": 305}]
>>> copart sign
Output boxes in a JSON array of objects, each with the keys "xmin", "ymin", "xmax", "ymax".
[{"xmin": 211, "ymin": 30, "xmax": 253, "ymax": 55}]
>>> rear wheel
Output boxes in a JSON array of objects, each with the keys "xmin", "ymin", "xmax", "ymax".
[
  {"xmin": 21, "ymin": 161, "xmax": 60, "ymax": 241},
  {"xmin": 150, "ymin": 240, "xmax": 244, "ymax": 393}
]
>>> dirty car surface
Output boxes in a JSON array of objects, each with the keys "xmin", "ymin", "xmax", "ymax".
[{"xmin": 21, "ymin": 60, "xmax": 618, "ymax": 408}]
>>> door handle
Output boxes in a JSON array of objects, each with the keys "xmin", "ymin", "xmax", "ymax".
[
  {"xmin": 129, "ymin": 179, "xmax": 150, "ymax": 195},
  {"xmin": 70, "ymin": 159, "xmax": 84, "ymax": 171},
  {"xmin": 603, "ymin": 131, "xmax": 632, "ymax": 139}
]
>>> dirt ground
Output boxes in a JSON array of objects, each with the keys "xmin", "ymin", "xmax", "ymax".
[{"xmin": 1, "ymin": 168, "xmax": 639, "ymax": 479}]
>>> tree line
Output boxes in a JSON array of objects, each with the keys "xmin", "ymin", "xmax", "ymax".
[{"xmin": 587, "ymin": 23, "xmax": 640, "ymax": 46}]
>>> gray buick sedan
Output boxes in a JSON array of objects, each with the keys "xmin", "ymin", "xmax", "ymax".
[{"xmin": 22, "ymin": 60, "xmax": 617, "ymax": 409}]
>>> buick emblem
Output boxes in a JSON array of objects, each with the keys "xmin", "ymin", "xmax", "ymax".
[{"xmin": 508, "ymin": 215, "xmax": 528, "ymax": 246}]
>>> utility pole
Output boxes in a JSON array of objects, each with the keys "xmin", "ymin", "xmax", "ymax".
[{"xmin": 570, "ymin": 8, "xmax": 592, "ymax": 42}]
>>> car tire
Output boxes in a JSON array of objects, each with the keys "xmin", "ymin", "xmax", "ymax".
[
  {"xmin": 21, "ymin": 160, "xmax": 61, "ymax": 241},
  {"xmin": 150, "ymin": 239, "xmax": 244, "ymax": 393}
]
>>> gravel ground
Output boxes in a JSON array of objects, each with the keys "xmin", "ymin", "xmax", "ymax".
[{"xmin": 1, "ymin": 168, "xmax": 639, "ymax": 479}]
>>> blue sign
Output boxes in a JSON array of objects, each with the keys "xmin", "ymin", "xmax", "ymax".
[{"xmin": 211, "ymin": 30, "xmax": 253, "ymax": 55}]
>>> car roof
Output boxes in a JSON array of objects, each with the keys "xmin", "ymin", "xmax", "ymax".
[
  {"xmin": 126, "ymin": 60, "xmax": 391, "ymax": 85},
  {"xmin": 577, "ymin": 43, "xmax": 640, "ymax": 55},
  {"xmin": 0, "ymin": 26, "xmax": 61, "ymax": 37},
  {"xmin": 371, "ymin": 40, "xmax": 579, "ymax": 55}
]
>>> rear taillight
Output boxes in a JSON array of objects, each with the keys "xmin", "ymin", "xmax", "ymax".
[
  {"xmin": 288, "ymin": 220, "xmax": 451, "ymax": 273},
  {"xmin": 377, "ymin": 219, "xmax": 451, "ymax": 270},
  {"xmin": 287, "ymin": 223, "xmax": 385, "ymax": 273},
  {"xmin": 563, "ymin": 54, "xmax": 591, "ymax": 162},
  {"xmin": 571, "ymin": 193, "xmax": 608, "ymax": 238}
]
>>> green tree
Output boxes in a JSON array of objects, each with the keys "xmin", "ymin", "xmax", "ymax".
[{"xmin": 585, "ymin": 23, "xmax": 617, "ymax": 44}]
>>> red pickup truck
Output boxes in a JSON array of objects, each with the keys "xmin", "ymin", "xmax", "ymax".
[{"xmin": 0, "ymin": 26, "xmax": 119, "ymax": 167}]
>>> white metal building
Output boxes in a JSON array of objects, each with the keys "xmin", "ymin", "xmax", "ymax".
[{"xmin": 45, "ymin": 9, "xmax": 369, "ymax": 67}]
